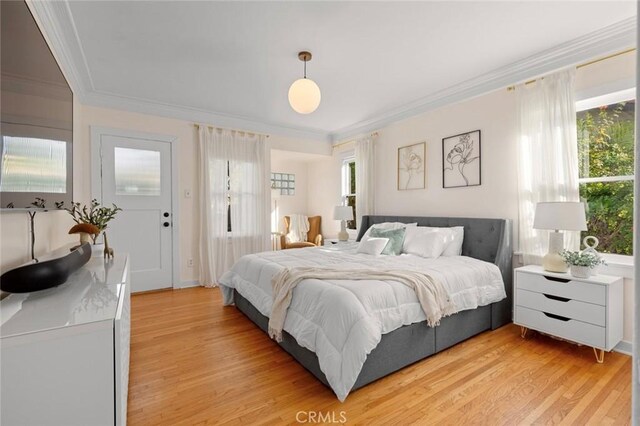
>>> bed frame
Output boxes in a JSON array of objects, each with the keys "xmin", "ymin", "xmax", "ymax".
[{"xmin": 234, "ymin": 215, "xmax": 512, "ymax": 393}]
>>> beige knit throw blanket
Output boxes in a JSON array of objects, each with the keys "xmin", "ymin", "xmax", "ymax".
[{"xmin": 268, "ymin": 267, "xmax": 457, "ymax": 342}]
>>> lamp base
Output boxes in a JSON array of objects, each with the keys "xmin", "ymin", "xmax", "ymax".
[
  {"xmin": 542, "ymin": 253, "xmax": 568, "ymax": 273},
  {"xmin": 337, "ymin": 230, "xmax": 349, "ymax": 242},
  {"xmin": 338, "ymin": 220, "xmax": 349, "ymax": 242},
  {"xmin": 543, "ymin": 231, "xmax": 568, "ymax": 273}
]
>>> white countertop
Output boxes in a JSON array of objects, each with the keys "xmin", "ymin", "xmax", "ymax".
[{"xmin": 0, "ymin": 253, "xmax": 129, "ymax": 338}]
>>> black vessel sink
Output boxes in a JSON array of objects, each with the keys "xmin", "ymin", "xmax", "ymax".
[{"xmin": 0, "ymin": 243, "xmax": 92, "ymax": 293}]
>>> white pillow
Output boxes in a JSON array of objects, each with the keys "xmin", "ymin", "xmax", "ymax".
[
  {"xmin": 361, "ymin": 222, "xmax": 417, "ymax": 241},
  {"xmin": 419, "ymin": 226, "xmax": 464, "ymax": 256},
  {"xmin": 356, "ymin": 237, "xmax": 389, "ymax": 255},
  {"xmin": 402, "ymin": 227, "xmax": 448, "ymax": 258}
]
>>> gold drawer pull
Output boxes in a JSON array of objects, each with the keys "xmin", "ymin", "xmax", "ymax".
[
  {"xmin": 543, "ymin": 312, "xmax": 571, "ymax": 322},
  {"xmin": 543, "ymin": 293, "xmax": 571, "ymax": 302},
  {"xmin": 542, "ymin": 275, "xmax": 570, "ymax": 283}
]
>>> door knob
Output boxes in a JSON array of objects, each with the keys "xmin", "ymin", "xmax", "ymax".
[
  {"xmin": 163, "ymin": 212, "xmax": 170, "ymax": 217},
  {"xmin": 163, "ymin": 222, "xmax": 170, "ymax": 227}
]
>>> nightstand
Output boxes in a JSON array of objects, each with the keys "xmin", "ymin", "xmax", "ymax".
[{"xmin": 514, "ymin": 265, "xmax": 623, "ymax": 363}]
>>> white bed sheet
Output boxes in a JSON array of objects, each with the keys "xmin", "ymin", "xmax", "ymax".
[{"xmin": 219, "ymin": 245, "xmax": 505, "ymax": 401}]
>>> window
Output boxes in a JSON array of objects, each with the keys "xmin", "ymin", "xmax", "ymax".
[
  {"xmin": 0, "ymin": 136, "xmax": 67, "ymax": 194},
  {"xmin": 341, "ymin": 159, "xmax": 356, "ymax": 229},
  {"xmin": 577, "ymin": 90, "xmax": 635, "ymax": 255}
]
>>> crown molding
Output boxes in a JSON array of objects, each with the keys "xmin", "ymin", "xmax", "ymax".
[
  {"xmin": 26, "ymin": 0, "xmax": 94, "ymax": 99},
  {"xmin": 330, "ymin": 17, "xmax": 637, "ymax": 142},
  {"xmin": 26, "ymin": 0, "xmax": 331, "ymax": 142},
  {"xmin": 82, "ymin": 90, "xmax": 332, "ymax": 142},
  {"xmin": 27, "ymin": 0, "xmax": 636, "ymax": 144}
]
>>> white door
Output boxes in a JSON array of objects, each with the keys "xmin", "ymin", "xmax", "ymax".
[{"xmin": 94, "ymin": 130, "xmax": 175, "ymax": 292}]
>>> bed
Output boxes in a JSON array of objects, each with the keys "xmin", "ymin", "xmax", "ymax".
[{"xmin": 220, "ymin": 215, "xmax": 512, "ymax": 401}]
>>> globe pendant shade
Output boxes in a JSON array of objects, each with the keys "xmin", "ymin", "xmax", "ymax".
[{"xmin": 288, "ymin": 78, "xmax": 321, "ymax": 114}]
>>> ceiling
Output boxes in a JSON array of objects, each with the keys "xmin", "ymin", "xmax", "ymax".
[{"xmin": 43, "ymin": 1, "xmax": 637, "ymax": 140}]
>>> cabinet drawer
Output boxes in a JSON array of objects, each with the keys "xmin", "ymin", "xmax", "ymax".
[
  {"xmin": 516, "ymin": 289, "xmax": 605, "ymax": 327},
  {"xmin": 515, "ymin": 306, "xmax": 605, "ymax": 349},
  {"xmin": 516, "ymin": 272, "xmax": 605, "ymax": 305}
]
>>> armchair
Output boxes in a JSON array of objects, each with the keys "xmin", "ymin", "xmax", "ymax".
[{"xmin": 280, "ymin": 215, "xmax": 323, "ymax": 249}]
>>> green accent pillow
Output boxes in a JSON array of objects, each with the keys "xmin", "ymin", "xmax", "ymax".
[{"xmin": 369, "ymin": 227, "xmax": 406, "ymax": 256}]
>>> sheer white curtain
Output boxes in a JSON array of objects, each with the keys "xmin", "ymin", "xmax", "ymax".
[
  {"xmin": 517, "ymin": 69, "xmax": 580, "ymax": 264},
  {"xmin": 198, "ymin": 126, "xmax": 270, "ymax": 287},
  {"xmin": 355, "ymin": 135, "xmax": 375, "ymax": 229}
]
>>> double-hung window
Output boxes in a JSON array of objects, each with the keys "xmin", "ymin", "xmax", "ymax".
[
  {"xmin": 341, "ymin": 158, "xmax": 356, "ymax": 229},
  {"xmin": 577, "ymin": 89, "xmax": 635, "ymax": 255}
]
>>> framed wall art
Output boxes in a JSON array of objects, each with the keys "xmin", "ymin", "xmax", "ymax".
[
  {"xmin": 442, "ymin": 130, "xmax": 481, "ymax": 188},
  {"xmin": 397, "ymin": 142, "xmax": 426, "ymax": 190}
]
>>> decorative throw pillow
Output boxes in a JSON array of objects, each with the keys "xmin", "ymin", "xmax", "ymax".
[
  {"xmin": 356, "ymin": 237, "xmax": 390, "ymax": 255},
  {"xmin": 369, "ymin": 227, "xmax": 407, "ymax": 256},
  {"xmin": 361, "ymin": 222, "xmax": 417, "ymax": 241},
  {"xmin": 402, "ymin": 227, "xmax": 448, "ymax": 258}
]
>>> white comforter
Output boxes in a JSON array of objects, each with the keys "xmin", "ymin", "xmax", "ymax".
[{"xmin": 219, "ymin": 245, "xmax": 506, "ymax": 401}]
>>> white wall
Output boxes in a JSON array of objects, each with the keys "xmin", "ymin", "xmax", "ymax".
[
  {"xmin": 307, "ymin": 51, "xmax": 636, "ymax": 345},
  {"xmin": 308, "ymin": 154, "xmax": 344, "ymax": 239},
  {"xmin": 0, "ymin": 102, "xmax": 330, "ymax": 287}
]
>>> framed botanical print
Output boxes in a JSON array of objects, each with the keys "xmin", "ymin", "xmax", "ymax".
[
  {"xmin": 442, "ymin": 130, "xmax": 481, "ymax": 188},
  {"xmin": 397, "ymin": 142, "xmax": 426, "ymax": 190}
]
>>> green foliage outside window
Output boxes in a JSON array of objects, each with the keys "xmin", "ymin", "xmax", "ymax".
[{"xmin": 577, "ymin": 101, "xmax": 635, "ymax": 255}]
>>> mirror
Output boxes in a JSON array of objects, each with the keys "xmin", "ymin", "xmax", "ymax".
[{"xmin": 0, "ymin": 1, "xmax": 73, "ymax": 209}]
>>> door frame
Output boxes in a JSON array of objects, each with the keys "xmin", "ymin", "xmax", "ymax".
[{"xmin": 90, "ymin": 126, "xmax": 180, "ymax": 289}]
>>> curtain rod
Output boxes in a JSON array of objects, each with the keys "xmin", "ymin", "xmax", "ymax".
[
  {"xmin": 506, "ymin": 48, "xmax": 636, "ymax": 92},
  {"xmin": 332, "ymin": 132, "xmax": 378, "ymax": 150},
  {"xmin": 193, "ymin": 123, "xmax": 270, "ymax": 138}
]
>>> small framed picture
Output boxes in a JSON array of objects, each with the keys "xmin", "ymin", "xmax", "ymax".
[
  {"xmin": 442, "ymin": 130, "xmax": 481, "ymax": 188},
  {"xmin": 397, "ymin": 142, "xmax": 426, "ymax": 190}
]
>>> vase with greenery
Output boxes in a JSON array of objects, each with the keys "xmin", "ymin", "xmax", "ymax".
[
  {"xmin": 559, "ymin": 250, "xmax": 606, "ymax": 279},
  {"xmin": 64, "ymin": 199, "xmax": 122, "ymax": 245}
]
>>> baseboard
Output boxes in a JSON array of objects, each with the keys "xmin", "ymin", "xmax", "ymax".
[
  {"xmin": 613, "ymin": 340, "xmax": 632, "ymax": 356},
  {"xmin": 176, "ymin": 280, "xmax": 200, "ymax": 289}
]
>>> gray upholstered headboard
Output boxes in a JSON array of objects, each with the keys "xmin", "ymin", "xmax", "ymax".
[{"xmin": 357, "ymin": 215, "xmax": 513, "ymax": 329}]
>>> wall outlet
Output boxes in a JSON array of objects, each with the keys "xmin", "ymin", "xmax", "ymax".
[{"xmin": 187, "ymin": 258, "xmax": 194, "ymax": 268}]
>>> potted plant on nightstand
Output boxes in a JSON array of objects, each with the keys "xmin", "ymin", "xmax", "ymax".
[{"xmin": 560, "ymin": 250, "xmax": 606, "ymax": 279}]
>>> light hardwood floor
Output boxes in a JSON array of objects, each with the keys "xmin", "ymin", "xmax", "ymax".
[{"xmin": 128, "ymin": 287, "xmax": 631, "ymax": 425}]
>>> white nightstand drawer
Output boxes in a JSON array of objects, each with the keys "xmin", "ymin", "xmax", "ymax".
[
  {"xmin": 515, "ymin": 306, "xmax": 605, "ymax": 349},
  {"xmin": 516, "ymin": 289, "xmax": 606, "ymax": 327},
  {"xmin": 516, "ymin": 272, "xmax": 606, "ymax": 305}
]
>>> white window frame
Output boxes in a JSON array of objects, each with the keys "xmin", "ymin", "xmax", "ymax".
[
  {"xmin": 341, "ymin": 157, "xmax": 357, "ymax": 232},
  {"xmin": 341, "ymin": 157, "xmax": 356, "ymax": 199},
  {"xmin": 576, "ymin": 87, "xmax": 635, "ymax": 266}
]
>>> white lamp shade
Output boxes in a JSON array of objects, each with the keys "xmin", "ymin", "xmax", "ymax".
[
  {"xmin": 288, "ymin": 78, "xmax": 321, "ymax": 114},
  {"xmin": 533, "ymin": 202, "xmax": 587, "ymax": 231},
  {"xmin": 333, "ymin": 205, "xmax": 353, "ymax": 221}
]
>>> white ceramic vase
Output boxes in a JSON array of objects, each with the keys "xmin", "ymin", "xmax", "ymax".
[
  {"xmin": 570, "ymin": 264, "xmax": 591, "ymax": 279},
  {"xmin": 91, "ymin": 243, "xmax": 105, "ymax": 257}
]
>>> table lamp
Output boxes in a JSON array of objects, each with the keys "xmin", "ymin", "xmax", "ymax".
[
  {"xmin": 533, "ymin": 201, "xmax": 587, "ymax": 273},
  {"xmin": 333, "ymin": 206, "xmax": 354, "ymax": 242}
]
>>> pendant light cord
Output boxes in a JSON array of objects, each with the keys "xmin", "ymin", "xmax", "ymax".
[{"xmin": 304, "ymin": 59, "xmax": 307, "ymax": 79}]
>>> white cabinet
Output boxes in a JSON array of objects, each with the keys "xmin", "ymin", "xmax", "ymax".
[
  {"xmin": 1, "ymin": 254, "xmax": 130, "ymax": 425},
  {"xmin": 514, "ymin": 265, "xmax": 623, "ymax": 363}
]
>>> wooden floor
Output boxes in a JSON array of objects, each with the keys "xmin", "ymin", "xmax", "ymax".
[{"xmin": 128, "ymin": 287, "xmax": 631, "ymax": 425}]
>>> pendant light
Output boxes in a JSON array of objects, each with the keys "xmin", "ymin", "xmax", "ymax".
[{"xmin": 288, "ymin": 51, "xmax": 321, "ymax": 114}]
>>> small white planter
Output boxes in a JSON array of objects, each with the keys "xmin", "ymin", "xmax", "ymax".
[{"xmin": 570, "ymin": 264, "xmax": 592, "ymax": 279}]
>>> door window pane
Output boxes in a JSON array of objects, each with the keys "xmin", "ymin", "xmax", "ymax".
[
  {"xmin": 0, "ymin": 136, "xmax": 66, "ymax": 193},
  {"xmin": 114, "ymin": 147, "xmax": 160, "ymax": 196}
]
